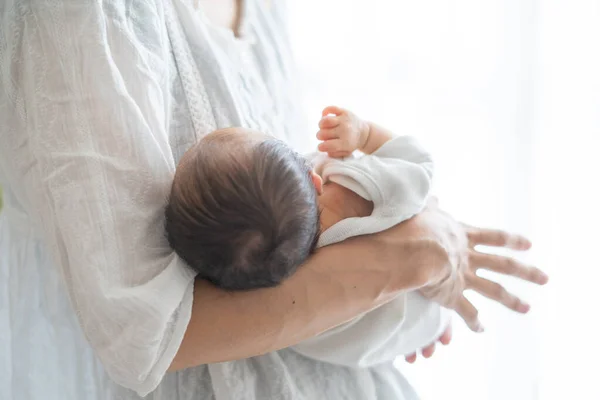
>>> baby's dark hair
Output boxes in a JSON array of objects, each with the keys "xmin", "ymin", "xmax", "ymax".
[{"xmin": 165, "ymin": 129, "xmax": 321, "ymax": 291}]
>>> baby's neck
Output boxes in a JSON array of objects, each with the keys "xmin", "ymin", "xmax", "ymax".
[{"xmin": 318, "ymin": 182, "xmax": 374, "ymax": 232}]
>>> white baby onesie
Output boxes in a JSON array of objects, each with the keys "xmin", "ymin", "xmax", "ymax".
[{"xmin": 292, "ymin": 136, "xmax": 451, "ymax": 368}]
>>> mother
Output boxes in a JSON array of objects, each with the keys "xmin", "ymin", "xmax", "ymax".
[{"xmin": 0, "ymin": 1, "xmax": 547, "ymax": 399}]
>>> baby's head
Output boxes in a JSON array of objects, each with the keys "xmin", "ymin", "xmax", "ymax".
[{"xmin": 165, "ymin": 128, "xmax": 322, "ymax": 290}]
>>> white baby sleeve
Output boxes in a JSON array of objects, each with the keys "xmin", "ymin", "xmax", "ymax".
[{"xmin": 316, "ymin": 136, "xmax": 434, "ymax": 246}]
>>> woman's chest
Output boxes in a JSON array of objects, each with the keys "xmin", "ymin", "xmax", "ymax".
[{"xmin": 164, "ymin": 1, "xmax": 305, "ymax": 164}]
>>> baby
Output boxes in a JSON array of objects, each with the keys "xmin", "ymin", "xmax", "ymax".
[{"xmin": 166, "ymin": 106, "xmax": 448, "ymax": 366}]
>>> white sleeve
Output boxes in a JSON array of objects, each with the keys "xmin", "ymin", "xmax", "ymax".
[
  {"xmin": 0, "ymin": 3, "xmax": 196, "ymax": 395},
  {"xmin": 322, "ymin": 136, "xmax": 433, "ymax": 220},
  {"xmin": 360, "ymin": 135, "xmax": 434, "ymax": 211},
  {"xmin": 316, "ymin": 136, "xmax": 433, "ymax": 246}
]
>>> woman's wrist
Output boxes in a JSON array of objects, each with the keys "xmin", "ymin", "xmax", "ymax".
[{"xmin": 373, "ymin": 213, "xmax": 453, "ymax": 287}]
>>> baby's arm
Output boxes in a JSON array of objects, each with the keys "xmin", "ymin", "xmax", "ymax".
[{"xmin": 317, "ymin": 106, "xmax": 394, "ymax": 157}]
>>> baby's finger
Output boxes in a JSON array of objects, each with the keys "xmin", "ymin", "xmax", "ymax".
[
  {"xmin": 470, "ymin": 252, "xmax": 549, "ymax": 285},
  {"xmin": 318, "ymin": 116, "xmax": 340, "ymax": 130},
  {"xmin": 316, "ymin": 129, "xmax": 338, "ymax": 141},
  {"xmin": 405, "ymin": 353, "xmax": 417, "ymax": 363},
  {"xmin": 455, "ymin": 296, "xmax": 484, "ymax": 333},
  {"xmin": 322, "ymin": 105, "xmax": 344, "ymax": 116},
  {"xmin": 421, "ymin": 343, "xmax": 436, "ymax": 358},
  {"xmin": 469, "ymin": 276, "xmax": 530, "ymax": 314},
  {"xmin": 438, "ymin": 324, "xmax": 452, "ymax": 345},
  {"xmin": 318, "ymin": 139, "xmax": 344, "ymax": 153}
]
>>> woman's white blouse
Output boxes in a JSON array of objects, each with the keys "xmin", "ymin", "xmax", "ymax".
[{"xmin": 0, "ymin": 1, "xmax": 420, "ymax": 399}]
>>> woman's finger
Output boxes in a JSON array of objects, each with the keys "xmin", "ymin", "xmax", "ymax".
[
  {"xmin": 455, "ymin": 296, "xmax": 484, "ymax": 333},
  {"xmin": 468, "ymin": 276, "xmax": 530, "ymax": 313},
  {"xmin": 466, "ymin": 227, "xmax": 531, "ymax": 250},
  {"xmin": 470, "ymin": 252, "xmax": 549, "ymax": 285},
  {"xmin": 421, "ymin": 342, "xmax": 436, "ymax": 358},
  {"xmin": 405, "ymin": 353, "xmax": 417, "ymax": 363}
]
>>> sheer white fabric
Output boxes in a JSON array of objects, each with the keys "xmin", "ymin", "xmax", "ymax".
[{"xmin": 0, "ymin": 0, "xmax": 420, "ymax": 399}]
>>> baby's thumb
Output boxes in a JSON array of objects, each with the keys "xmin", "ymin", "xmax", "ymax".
[{"xmin": 322, "ymin": 105, "xmax": 343, "ymax": 116}]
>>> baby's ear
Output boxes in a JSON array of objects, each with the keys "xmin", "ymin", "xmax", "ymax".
[{"xmin": 310, "ymin": 170, "xmax": 324, "ymax": 195}]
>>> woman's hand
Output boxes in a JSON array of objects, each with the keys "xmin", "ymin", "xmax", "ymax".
[
  {"xmin": 405, "ymin": 323, "xmax": 453, "ymax": 363},
  {"xmin": 171, "ymin": 194, "xmax": 546, "ymax": 370},
  {"xmin": 415, "ymin": 199, "xmax": 549, "ymax": 332}
]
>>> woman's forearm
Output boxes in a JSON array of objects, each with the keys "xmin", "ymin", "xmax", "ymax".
[{"xmin": 169, "ymin": 231, "xmax": 443, "ymax": 370}]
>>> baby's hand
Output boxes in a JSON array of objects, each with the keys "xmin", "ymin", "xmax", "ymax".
[{"xmin": 316, "ymin": 106, "xmax": 370, "ymax": 158}]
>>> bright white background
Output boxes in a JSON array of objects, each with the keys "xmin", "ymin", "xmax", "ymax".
[{"xmin": 288, "ymin": 1, "xmax": 600, "ymax": 399}]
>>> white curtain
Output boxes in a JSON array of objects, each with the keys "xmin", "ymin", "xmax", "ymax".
[{"xmin": 288, "ymin": 1, "xmax": 600, "ymax": 399}]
